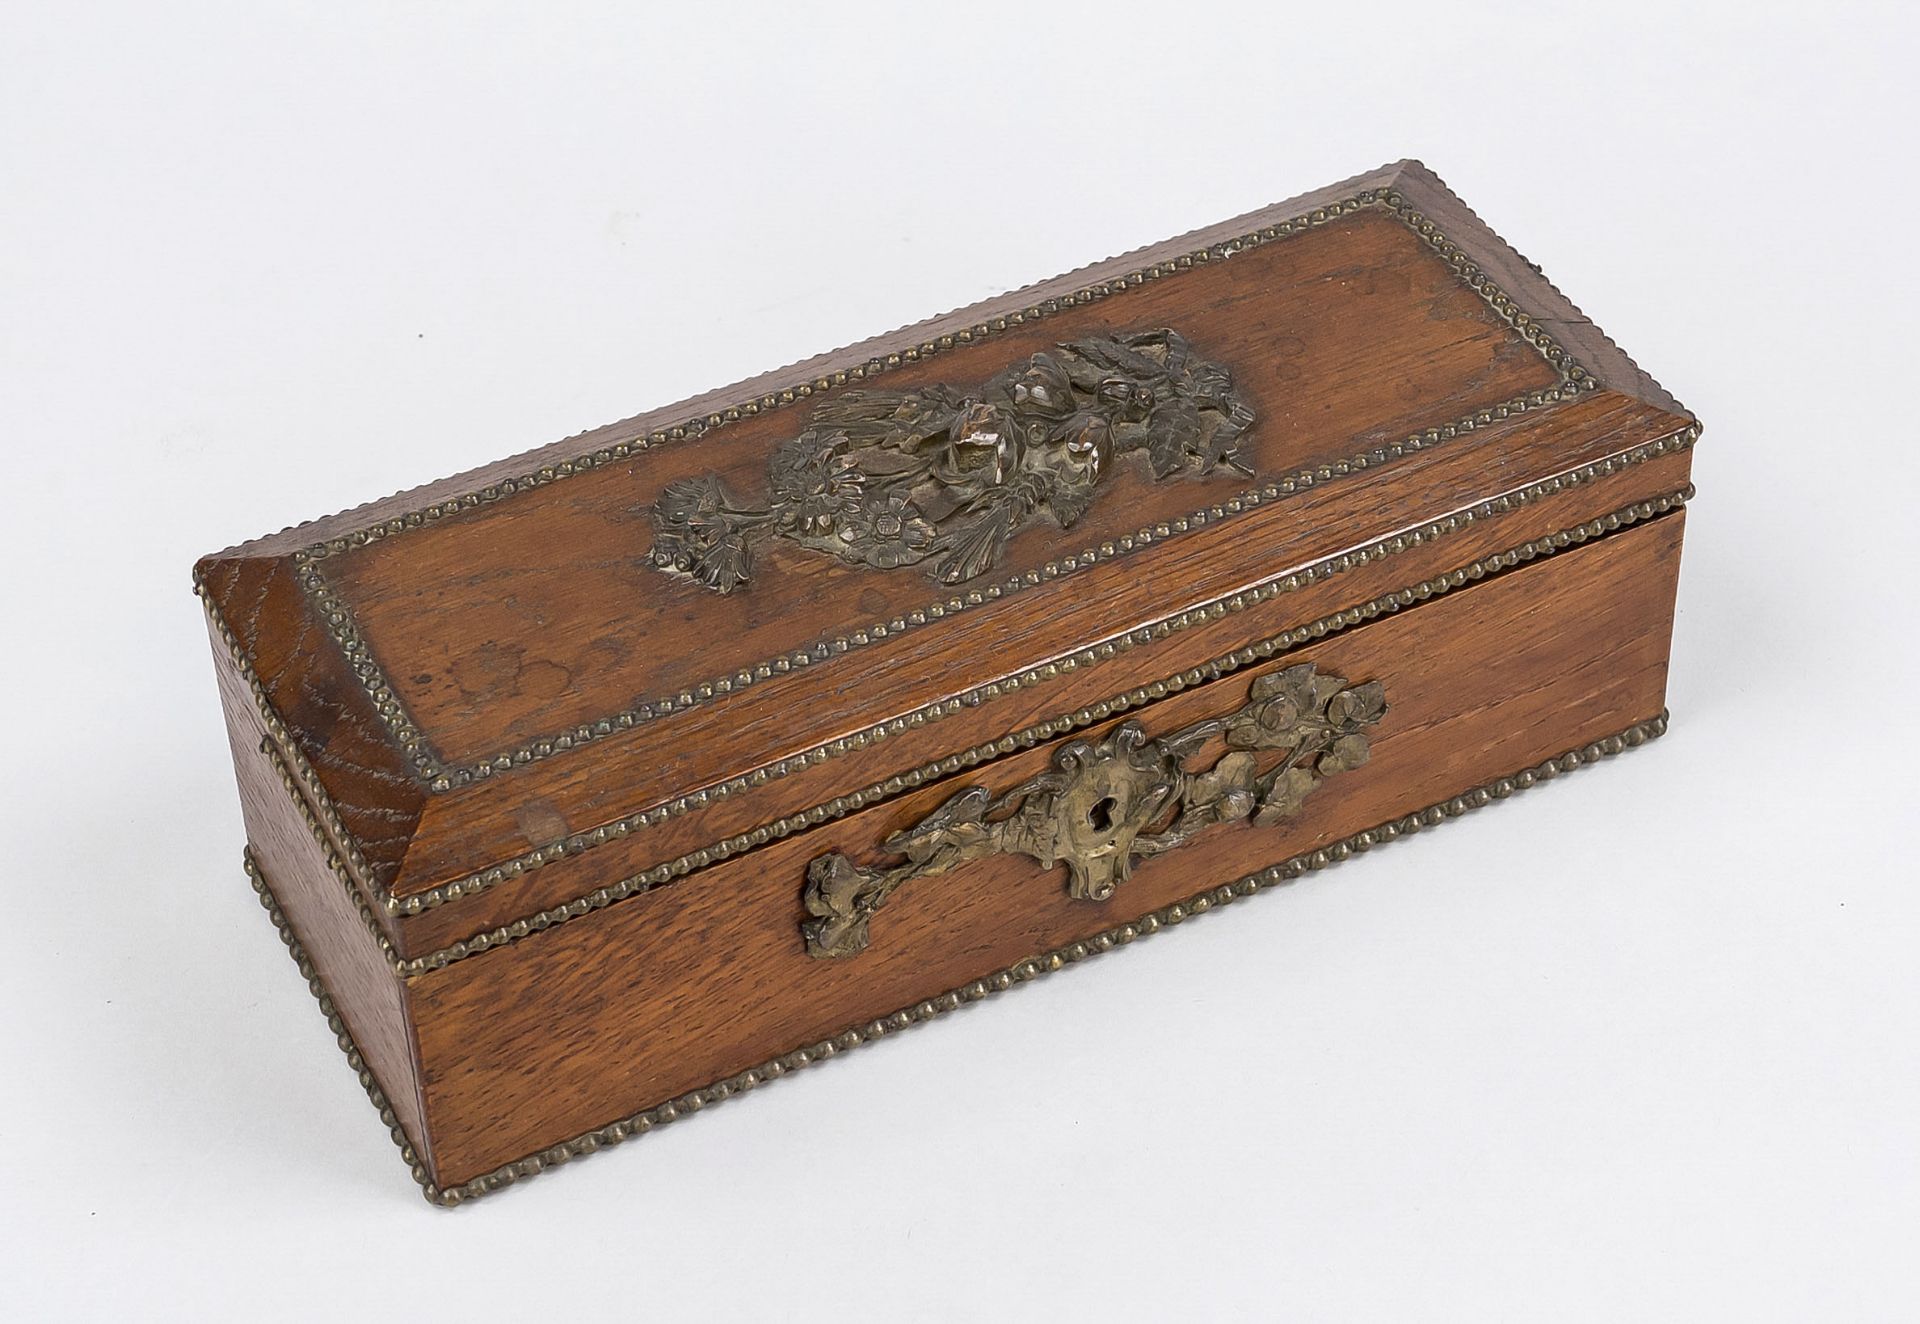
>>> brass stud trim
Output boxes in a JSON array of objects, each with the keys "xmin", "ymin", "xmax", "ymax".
[
  {"xmin": 205, "ymin": 424, "xmax": 1694, "ymax": 928},
  {"xmin": 382, "ymin": 444, "xmax": 1696, "ymax": 925},
  {"xmin": 245, "ymin": 854, "xmax": 437, "ymax": 1196},
  {"xmin": 288, "ymin": 188, "xmax": 1598, "ymax": 791},
  {"xmin": 246, "ymin": 712, "xmax": 1669, "ymax": 1206},
  {"xmin": 259, "ymin": 736, "xmax": 409, "ymax": 971},
  {"xmin": 255, "ymin": 481, "xmax": 1691, "ymax": 978}
]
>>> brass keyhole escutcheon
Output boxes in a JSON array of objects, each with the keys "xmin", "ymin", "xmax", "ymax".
[{"xmin": 802, "ymin": 663, "xmax": 1387, "ymax": 959}]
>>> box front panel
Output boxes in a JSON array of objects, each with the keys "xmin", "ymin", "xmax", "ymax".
[
  {"xmin": 384, "ymin": 400, "xmax": 1693, "ymax": 956},
  {"xmin": 403, "ymin": 509, "xmax": 1687, "ymax": 1191}
]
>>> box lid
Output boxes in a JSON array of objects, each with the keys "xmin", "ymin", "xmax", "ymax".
[{"xmin": 196, "ymin": 160, "xmax": 1694, "ymax": 961}]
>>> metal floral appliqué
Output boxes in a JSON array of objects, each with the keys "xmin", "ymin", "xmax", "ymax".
[
  {"xmin": 648, "ymin": 328, "xmax": 1256, "ymax": 592},
  {"xmin": 802, "ymin": 664, "xmax": 1386, "ymax": 959}
]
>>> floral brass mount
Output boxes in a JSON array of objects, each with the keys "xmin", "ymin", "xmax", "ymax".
[
  {"xmin": 647, "ymin": 328, "xmax": 1256, "ymax": 593},
  {"xmin": 802, "ymin": 664, "xmax": 1386, "ymax": 959}
]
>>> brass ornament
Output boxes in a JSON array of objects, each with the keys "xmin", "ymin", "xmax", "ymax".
[
  {"xmin": 802, "ymin": 664, "xmax": 1388, "ymax": 959},
  {"xmin": 647, "ymin": 329, "xmax": 1256, "ymax": 593},
  {"xmin": 284, "ymin": 182, "xmax": 1633, "ymax": 793}
]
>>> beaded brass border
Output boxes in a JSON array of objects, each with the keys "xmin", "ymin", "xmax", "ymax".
[
  {"xmin": 383, "ymin": 435, "xmax": 1697, "ymax": 921},
  {"xmin": 291, "ymin": 187, "xmax": 1597, "ymax": 792},
  {"xmin": 259, "ymin": 736, "xmax": 409, "ymax": 972},
  {"xmin": 246, "ymin": 712, "xmax": 1669, "ymax": 1206},
  {"xmin": 253, "ymin": 484, "xmax": 1690, "ymax": 978},
  {"xmin": 201, "ymin": 422, "xmax": 1694, "ymax": 925},
  {"xmin": 194, "ymin": 582, "xmax": 388, "ymax": 899}
]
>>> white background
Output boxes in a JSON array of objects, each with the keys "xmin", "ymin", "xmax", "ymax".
[{"xmin": 3, "ymin": 2, "xmax": 1916, "ymax": 1319}]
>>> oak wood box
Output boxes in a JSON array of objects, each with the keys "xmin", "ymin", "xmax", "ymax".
[{"xmin": 195, "ymin": 161, "xmax": 1698, "ymax": 1204}]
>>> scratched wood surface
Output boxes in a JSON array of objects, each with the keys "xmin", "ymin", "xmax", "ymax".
[{"xmin": 403, "ymin": 511, "xmax": 1685, "ymax": 1187}]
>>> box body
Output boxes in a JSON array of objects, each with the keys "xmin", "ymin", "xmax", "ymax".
[{"xmin": 197, "ymin": 161, "xmax": 1697, "ymax": 1202}]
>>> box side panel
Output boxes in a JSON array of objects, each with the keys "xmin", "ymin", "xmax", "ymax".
[
  {"xmin": 408, "ymin": 510, "xmax": 1686, "ymax": 1191},
  {"xmin": 208, "ymin": 619, "xmax": 433, "ymax": 1178}
]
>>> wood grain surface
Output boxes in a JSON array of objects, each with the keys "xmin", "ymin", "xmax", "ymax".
[
  {"xmin": 318, "ymin": 208, "xmax": 1555, "ymax": 766},
  {"xmin": 196, "ymin": 162, "xmax": 1691, "ymax": 920},
  {"xmin": 384, "ymin": 427, "xmax": 1692, "ymax": 958},
  {"xmin": 202, "ymin": 161, "xmax": 1680, "ymax": 566},
  {"xmin": 405, "ymin": 510, "xmax": 1686, "ymax": 1187},
  {"xmin": 207, "ymin": 617, "xmax": 434, "ymax": 1172},
  {"xmin": 193, "ymin": 162, "xmax": 1698, "ymax": 1197}
]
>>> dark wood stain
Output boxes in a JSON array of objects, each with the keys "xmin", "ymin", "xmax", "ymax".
[
  {"xmin": 195, "ymin": 160, "xmax": 1696, "ymax": 1195},
  {"xmin": 410, "ymin": 512, "xmax": 1686, "ymax": 1186}
]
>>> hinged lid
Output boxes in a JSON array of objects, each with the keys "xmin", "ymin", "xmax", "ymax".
[{"xmin": 196, "ymin": 161, "xmax": 1694, "ymax": 962}]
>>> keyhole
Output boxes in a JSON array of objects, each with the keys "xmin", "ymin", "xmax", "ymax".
[{"xmin": 1088, "ymin": 796, "xmax": 1117, "ymax": 832}]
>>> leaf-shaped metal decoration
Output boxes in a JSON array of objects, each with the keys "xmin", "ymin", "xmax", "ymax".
[
  {"xmin": 800, "ymin": 663, "xmax": 1387, "ymax": 959},
  {"xmin": 645, "ymin": 328, "xmax": 1256, "ymax": 593}
]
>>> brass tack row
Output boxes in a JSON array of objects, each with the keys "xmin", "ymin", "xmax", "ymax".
[
  {"xmin": 250, "ymin": 483, "xmax": 1700, "ymax": 984},
  {"xmin": 287, "ymin": 187, "xmax": 1593, "ymax": 790},
  {"xmin": 246, "ymin": 711, "xmax": 1668, "ymax": 1207},
  {"xmin": 208, "ymin": 453, "xmax": 1692, "ymax": 940},
  {"xmin": 392, "ymin": 485, "xmax": 1691, "ymax": 966},
  {"xmin": 385, "ymin": 449, "xmax": 1695, "ymax": 924},
  {"xmin": 193, "ymin": 583, "xmax": 387, "ymax": 901}
]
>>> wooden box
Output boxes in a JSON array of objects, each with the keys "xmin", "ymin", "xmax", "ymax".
[{"xmin": 195, "ymin": 161, "xmax": 1697, "ymax": 1204}]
